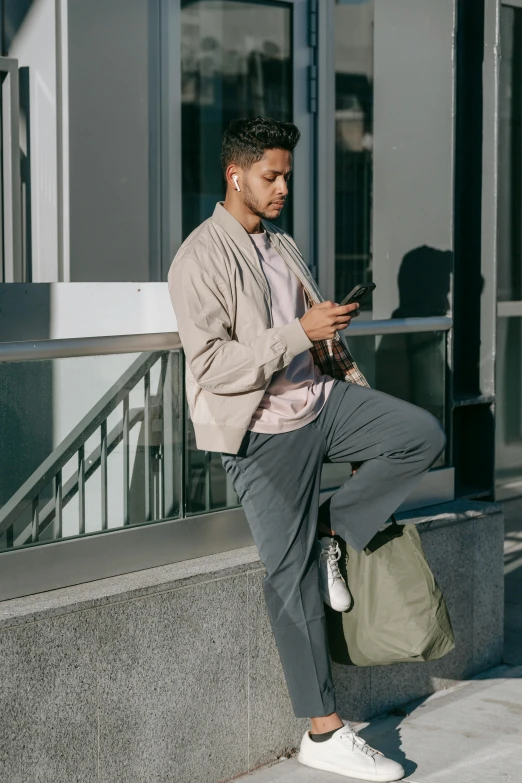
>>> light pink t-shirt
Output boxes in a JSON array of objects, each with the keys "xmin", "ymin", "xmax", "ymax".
[{"xmin": 247, "ymin": 230, "xmax": 335, "ymax": 433}]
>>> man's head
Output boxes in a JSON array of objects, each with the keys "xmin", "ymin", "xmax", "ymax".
[{"xmin": 221, "ymin": 117, "xmax": 300, "ymax": 221}]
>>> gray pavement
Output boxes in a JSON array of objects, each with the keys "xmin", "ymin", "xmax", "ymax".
[{"xmin": 232, "ymin": 496, "xmax": 522, "ymax": 783}]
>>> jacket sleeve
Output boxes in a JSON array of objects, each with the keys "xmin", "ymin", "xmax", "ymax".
[{"xmin": 168, "ymin": 257, "xmax": 314, "ymax": 395}]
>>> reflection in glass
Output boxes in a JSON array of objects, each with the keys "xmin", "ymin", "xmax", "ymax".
[
  {"xmin": 185, "ymin": 417, "xmax": 240, "ymax": 515},
  {"xmin": 320, "ymin": 329, "xmax": 446, "ymax": 490},
  {"xmin": 352, "ymin": 331, "xmax": 446, "ymax": 428},
  {"xmin": 334, "ymin": 0, "xmax": 374, "ymax": 309},
  {"xmin": 181, "ymin": 0, "xmax": 293, "ymax": 239},
  {"xmin": 0, "ymin": 351, "xmax": 184, "ymax": 551}
]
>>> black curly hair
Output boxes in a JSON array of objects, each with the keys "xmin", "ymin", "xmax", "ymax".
[{"xmin": 220, "ymin": 117, "xmax": 300, "ymax": 178}]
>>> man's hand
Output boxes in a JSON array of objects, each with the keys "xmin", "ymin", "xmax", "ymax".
[{"xmin": 300, "ymin": 300, "xmax": 360, "ymax": 342}]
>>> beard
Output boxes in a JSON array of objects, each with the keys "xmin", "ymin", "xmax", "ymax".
[{"xmin": 242, "ymin": 177, "xmax": 281, "ymax": 220}]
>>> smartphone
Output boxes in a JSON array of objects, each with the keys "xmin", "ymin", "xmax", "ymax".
[{"xmin": 338, "ymin": 282, "xmax": 376, "ymax": 307}]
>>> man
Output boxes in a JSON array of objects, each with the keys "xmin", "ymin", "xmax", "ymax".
[{"xmin": 168, "ymin": 117, "xmax": 445, "ymax": 781}]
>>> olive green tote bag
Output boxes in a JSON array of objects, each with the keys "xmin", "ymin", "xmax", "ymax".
[{"xmin": 325, "ymin": 517, "xmax": 455, "ymax": 667}]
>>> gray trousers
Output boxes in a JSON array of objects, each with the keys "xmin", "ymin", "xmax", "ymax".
[{"xmin": 220, "ymin": 379, "xmax": 446, "ymax": 718}]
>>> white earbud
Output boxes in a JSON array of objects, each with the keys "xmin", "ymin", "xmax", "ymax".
[{"xmin": 232, "ymin": 174, "xmax": 241, "ymax": 192}]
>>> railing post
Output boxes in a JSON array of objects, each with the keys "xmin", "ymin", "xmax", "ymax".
[
  {"xmin": 204, "ymin": 451, "xmax": 212, "ymax": 511},
  {"xmin": 161, "ymin": 351, "xmax": 183, "ymax": 519},
  {"xmin": 31, "ymin": 496, "xmax": 39, "ymax": 542},
  {"xmin": 123, "ymin": 395, "xmax": 130, "ymax": 526},
  {"xmin": 101, "ymin": 420, "xmax": 108, "ymax": 530},
  {"xmin": 144, "ymin": 371, "xmax": 153, "ymax": 522},
  {"xmin": 53, "ymin": 471, "xmax": 63, "ymax": 539},
  {"xmin": 78, "ymin": 445, "xmax": 85, "ymax": 534}
]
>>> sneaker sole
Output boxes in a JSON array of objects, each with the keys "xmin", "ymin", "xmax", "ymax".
[{"xmin": 297, "ymin": 751, "xmax": 405, "ymax": 781}]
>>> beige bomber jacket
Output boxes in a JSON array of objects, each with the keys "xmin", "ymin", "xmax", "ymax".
[{"xmin": 168, "ymin": 202, "xmax": 369, "ymax": 455}]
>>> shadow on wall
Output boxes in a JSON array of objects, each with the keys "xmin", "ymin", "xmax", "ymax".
[
  {"xmin": 391, "ymin": 245, "xmax": 454, "ymax": 319},
  {"xmin": 374, "ymin": 245, "xmax": 453, "ymax": 422},
  {"xmin": 3, "ymin": 0, "xmax": 34, "ymax": 52},
  {"xmin": 374, "ymin": 246, "xmax": 494, "ymax": 493}
]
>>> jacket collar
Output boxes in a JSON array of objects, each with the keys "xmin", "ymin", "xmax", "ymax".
[
  {"xmin": 212, "ymin": 201, "xmax": 282, "ymax": 250},
  {"xmin": 212, "ymin": 201, "xmax": 328, "ymax": 313}
]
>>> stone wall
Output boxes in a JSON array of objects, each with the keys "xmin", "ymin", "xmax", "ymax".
[{"xmin": 0, "ymin": 501, "xmax": 504, "ymax": 783}]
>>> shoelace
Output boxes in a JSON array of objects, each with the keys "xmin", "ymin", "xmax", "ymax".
[
  {"xmin": 337, "ymin": 726, "xmax": 382, "ymax": 758},
  {"xmin": 319, "ymin": 540, "xmax": 343, "ymax": 580}
]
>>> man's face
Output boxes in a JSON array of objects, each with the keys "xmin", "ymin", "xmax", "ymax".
[{"xmin": 239, "ymin": 148, "xmax": 292, "ymax": 221}]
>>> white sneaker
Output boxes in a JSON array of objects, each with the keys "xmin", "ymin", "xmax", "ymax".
[
  {"xmin": 298, "ymin": 721, "xmax": 405, "ymax": 781},
  {"xmin": 316, "ymin": 536, "xmax": 353, "ymax": 612}
]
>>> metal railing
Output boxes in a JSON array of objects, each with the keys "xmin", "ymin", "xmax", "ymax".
[
  {"xmin": 0, "ymin": 317, "xmax": 452, "ymax": 364},
  {"xmin": 0, "ymin": 338, "xmax": 184, "ymax": 549},
  {"xmin": 0, "ymin": 331, "xmax": 181, "ymax": 362},
  {"xmin": 347, "ymin": 315, "xmax": 452, "ymax": 336},
  {"xmin": 0, "ymin": 317, "xmax": 452, "ymax": 546},
  {"xmin": 0, "ymin": 317, "xmax": 453, "ymax": 598}
]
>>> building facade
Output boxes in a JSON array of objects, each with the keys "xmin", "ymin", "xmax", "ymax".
[{"xmin": 0, "ymin": 0, "xmax": 516, "ymax": 598}]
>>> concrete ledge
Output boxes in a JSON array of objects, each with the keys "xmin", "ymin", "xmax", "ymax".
[
  {"xmin": 0, "ymin": 500, "xmax": 504, "ymax": 783},
  {"xmin": 0, "ymin": 545, "xmax": 263, "ymax": 630}
]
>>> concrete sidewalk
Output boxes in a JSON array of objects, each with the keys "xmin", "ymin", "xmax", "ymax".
[
  {"xmin": 231, "ymin": 494, "xmax": 522, "ymax": 783},
  {"xmin": 233, "ymin": 663, "xmax": 522, "ymax": 782}
]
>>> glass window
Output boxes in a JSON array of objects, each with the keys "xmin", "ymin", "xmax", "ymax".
[
  {"xmin": 0, "ymin": 350, "xmax": 184, "ymax": 550},
  {"xmin": 320, "ymin": 327, "xmax": 447, "ymax": 495},
  {"xmin": 5, "ymin": 0, "xmax": 296, "ymax": 282},
  {"xmin": 334, "ymin": 0, "xmax": 374, "ymax": 310},
  {"xmin": 353, "ymin": 331, "xmax": 446, "ymax": 431},
  {"xmin": 181, "ymin": 0, "xmax": 293, "ymax": 240},
  {"xmin": 320, "ymin": 328, "xmax": 447, "ymax": 495},
  {"xmin": 67, "ymin": 0, "xmax": 160, "ymax": 282},
  {"xmin": 185, "ymin": 426, "xmax": 240, "ymax": 515}
]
